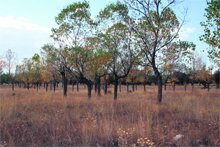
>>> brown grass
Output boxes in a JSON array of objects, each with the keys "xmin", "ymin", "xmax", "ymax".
[{"xmin": 0, "ymin": 85, "xmax": 219, "ymax": 146}]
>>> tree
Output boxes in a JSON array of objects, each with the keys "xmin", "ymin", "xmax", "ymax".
[
  {"xmin": 214, "ymin": 70, "xmax": 220, "ymax": 88},
  {"xmin": 5, "ymin": 49, "xmax": 16, "ymax": 90},
  {"xmin": 0, "ymin": 56, "xmax": 6, "ymax": 75},
  {"xmin": 125, "ymin": 0, "xmax": 195, "ymax": 103},
  {"xmin": 20, "ymin": 58, "xmax": 34, "ymax": 90},
  {"xmin": 41, "ymin": 44, "xmax": 69, "ymax": 96},
  {"xmin": 98, "ymin": 2, "xmax": 137, "ymax": 100},
  {"xmin": 198, "ymin": 65, "xmax": 213, "ymax": 91},
  {"xmin": 32, "ymin": 53, "xmax": 42, "ymax": 91},
  {"xmin": 200, "ymin": 0, "xmax": 220, "ymax": 66},
  {"xmin": 52, "ymin": 1, "xmax": 100, "ymax": 99}
]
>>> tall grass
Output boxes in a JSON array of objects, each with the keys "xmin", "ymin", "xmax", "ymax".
[{"xmin": 0, "ymin": 85, "xmax": 219, "ymax": 146}]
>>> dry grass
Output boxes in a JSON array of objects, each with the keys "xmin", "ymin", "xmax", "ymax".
[{"xmin": 0, "ymin": 85, "xmax": 219, "ymax": 146}]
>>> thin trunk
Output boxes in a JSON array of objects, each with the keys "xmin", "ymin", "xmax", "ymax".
[
  {"xmin": 114, "ymin": 77, "xmax": 118, "ymax": 100},
  {"xmin": 104, "ymin": 75, "xmax": 107, "ymax": 94},
  {"xmin": 50, "ymin": 81, "xmax": 53, "ymax": 91},
  {"xmin": 191, "ymin": 82, "xmax": 194, "ymax": 91},
  {"xmin": 94, "ymin": 80, "xmax": 97, "ymax": 93},
  {"xmin": 144, "ymin": 83, "xmax": 146, "ymax": 92},
  {"xmin": 12, "ymin": 81, "xmax": 14, "ymax": 91},
  {"xmin": 53, "ymin": 81, "xmax": 56, "ymax": 92},
  {"xmin": 87, "ymin": 83, "xmax": 92, "ymax": 99},
  {"xmin": 207, "ymin": 83, "xmax": 210, "ymax": 91},
  {"xmin": 77, "ymin": 82, "xmax": 79, "ymax": 92},
  {"xmin": 184, "ymin": 82, "xmax": 187, "ymax": 92},
  {"xmin": 154, "ymin": 67, "xmax": 162, "ymax": 103},
  {"xmin": 97, "ymin": 77, "xmax": 101, "ymax": 96},
  {"xmin": 46, "ymin": 83, "xmax": 48, "ymax": 92},
  {"xmin": 37, "ymin": 83, "xmax": 39, "ymax": 91},
  {"xmin": 127, "ymin": 83, "xmax": 129, "ymax": 92},
  {"xmin": 62, "ymin": 72, "xmax": 67, "ymax": 96},
  {"xmin": 119, "ymin": 81, "xmax": 121, "ymax": 92}
]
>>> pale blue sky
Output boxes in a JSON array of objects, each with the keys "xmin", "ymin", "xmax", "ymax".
[{"xmin": 0, "ymin": 0, "xmax": 212, "ymax": 68}]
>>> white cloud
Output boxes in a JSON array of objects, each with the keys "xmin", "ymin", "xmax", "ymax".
[
  {"xmin": 0, "ymin": 16, "xmax": 52, "ymax": 64},
  {"xmin": 0, "ymin": 16, "xmax": 50, "ymax": 33},
  {"xmin": 179, "ymin": 27, "xmax": 196, "ymax": 40}
]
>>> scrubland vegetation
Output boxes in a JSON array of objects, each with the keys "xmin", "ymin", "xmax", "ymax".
[{"xmin": 0, "ymin": 85, "xmax": 219, "ymax": 146}]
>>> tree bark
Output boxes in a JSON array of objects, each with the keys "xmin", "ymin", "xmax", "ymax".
[
  {"xmin": 191, "ymin": 82, "xmax": 194, "ymax": 91},
  {"xmin": 46, "ymin": 83, "xmax": 48, "ymax": 92},
  {"xmin": 127, "ymin": 83, "xmax": 129, "ymax": 92},
  {"xmin": 97, "ymin": 77, "xmax": 101, "ymax": 96},
  {"xmin": 114, "ymin": 77, "xmax": 118, "ymax": 100},
  {"xmin": 61, "ymin": 72, "xmax": 67, "ymax": 96},
  {"xmin": 53, "ymin": 81, "xmax": 56, "ymax": 92},
  {"xmin": 154, "ymin": 67, "xmax": 162, "ymax": 103},
  {"xmin": 77, "ymin": 82, "xmax": 79, "ymax": 92},
  {"xmin": 119, "ymin": 81, "xmax": 121, "ymax": 92},
  {"xmin": 104, "ymin": 75, "xmax": 107, "ymax": 94},
  {"xmin": 184, "ymin": 82, "xmax": 187, "ymax": 92},
  {"xmin": 12, "ymin": 81, "xmax": 14, "ymax": 91},
  {"xmin": 87, "ymin": 83, "xmax": 92, "ymax": 99}
]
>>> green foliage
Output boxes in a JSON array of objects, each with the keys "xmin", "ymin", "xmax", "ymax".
[
  {"xmin": 99, "ymin": 1, "xmax": 128, "ymax": 19},
  {"xmin": 0, "ymin": 73, "xmax": 10, "ymax": 84},
  {"xmin": 200, "ymin": 0, "xmax": 220, "ymax": 65}
]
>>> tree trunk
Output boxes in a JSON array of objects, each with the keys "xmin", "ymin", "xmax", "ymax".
[
  {"xmin": 77, "ymin": 82, "xmax": 79, "ymax": 92},
  {"xmin": 87, "ymin": 83, "xmax": 92, "ymax": 99},
  {"xmin": 46, "ymin": 83, "xmax": 48, "ymax": 92},
  {"xmin": 27, "ymin": 83, "xmax": 30, "ymax": 90},
  {"xmin": 191, "ymin": 82, "xmax": 194, "ymax": 91},
  {"xmin": 207, "ymin": 83, "xmax": 210, "ymax": 91},
  {"xmin": 132, "ymin": 83, "xmax": 135, "ymax": 92},
  {"xmin": 184, "ymin": 82, "xmax": 187, "ymax": 92},
  {"xmin": 62, "ymin": 72, "xmax": 67, "ymax": 96},
  {"xmin": 37, "ymin": 82, "xmax": 39, "ymax": 91},
  {"xmin": 97, "ymin": 77, "xmax": 101, "ymax": 96},
  {"xmin": 12, "ymin": 81, "xmax": 14, "ymax": 91},
  {"xmin": 104, "ymin": 75, "xmax": 107, "ymax": 94},
  {"xmin": 157, "ymin": 76, "xmax": 162, "ymax": 103},
  {"xmin": 154, "ymin": 67, "xmax": 162, "ymax": 103},
  {"xmin": 114, "ymin": 77, "xmax": 118, "ymax": 100},
  {"xmin": 119, "ymin": 81, "xmax": 121, "ymax": 92},
  {"xmin": 50, "ymin": 81, "xmax": 52, "ymax": 91},
  {"xmin": 94, "ymin": 80, "xmax": 97, "ymax": 93},
  {"xmin": 144, "ymin": 83, "xmax": 146, "ymax": 92},
  {"xmin": 53, "ymin": 81, "xmax": 56, "ymax": 92},
  {"xmin": 127, "ymin": 83, "xmax": 129, "ymax": 92}
]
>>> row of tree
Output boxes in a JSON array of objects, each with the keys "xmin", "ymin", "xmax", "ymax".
[{"xmin": 0, "ymin": 0, "xmax": 219, "ymax": 103}]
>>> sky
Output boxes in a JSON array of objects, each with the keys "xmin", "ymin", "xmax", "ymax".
[{"xmin": 0, "ymin": 0, "xmax": 213, "ymax": 69}]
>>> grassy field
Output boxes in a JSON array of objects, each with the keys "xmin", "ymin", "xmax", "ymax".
[{"xmin": 0, "ymin": 85, "xmax": 219, "ymax": 146}]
